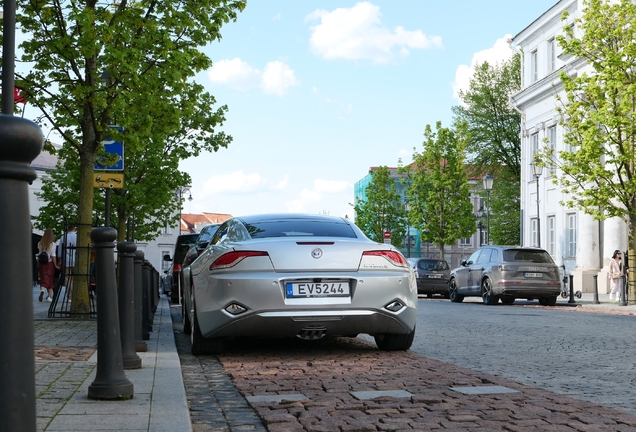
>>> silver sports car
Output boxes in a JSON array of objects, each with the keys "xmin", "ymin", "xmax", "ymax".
[{"xmin": 180, "ymin": 213, "xmax": 417, "ymax": 355}]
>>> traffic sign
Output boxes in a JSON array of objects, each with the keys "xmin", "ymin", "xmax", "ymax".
[
  {"xmin": 383, "ymin": 231, "xmax": 391, "ymax": 244},
  {"xmin": 95, "ymin": 126, "xmax": 124, "ymax": 171},
  {"xmin": 93, "ymin": 173, "xmax": 124, "ymax": 189}
]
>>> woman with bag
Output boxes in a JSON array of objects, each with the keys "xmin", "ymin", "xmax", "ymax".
[
  {"xmin": 609, "ymin": 249, "xmax": 622, "ymax": 302},
  {"xmin": 36, "ymin": 229, "xmax": 58, "ymax": 302}
]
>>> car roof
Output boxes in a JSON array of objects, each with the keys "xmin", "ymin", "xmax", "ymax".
[{"xmin": 236, "ymin": 213, "xmax": 349, "ymax": 224}]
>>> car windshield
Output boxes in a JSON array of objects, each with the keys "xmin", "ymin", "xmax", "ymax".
[
  {"xmin": 503, "ymin": 249, "xmax": 554, "ymax": 264},
  {"xmin": 243, "ymin": 220, "xmax": 357, "ymax": 239}
]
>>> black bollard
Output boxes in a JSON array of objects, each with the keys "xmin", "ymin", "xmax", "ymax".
[
  {"xmin": 568, "ymin": 274, "xmax": 576, "ymax": 304},
  {"xmin": 117, "ymin": 242, "xmax": 141, "ymax": 369},
  {"xmin": 142, "ymin": 260, "xmax": 151, "ymax": 339},
  {"xmin": 152, "ymin": 267, "xmax": 159, "ymax": 313},
  {"xmin": 88, "ymin": 228, "xmax": 134, "ymax": 400},
  {"xmin": 620, "ymin": 274, "xmax": 628, "ymax": 306},
  {"xmin": 134, "ymin": 250, "xmax": 147, "ymax": 352},
  {"xmin": 592, "ymin": 274, "xmax": 600, "ymax": 304},
  {"xmin": 0, "ymin": 115, "xmax": 42, "ymax": 431},
  {"xmin": 143, "ymin": 260, "xmax": 152, "ymax": 335}
]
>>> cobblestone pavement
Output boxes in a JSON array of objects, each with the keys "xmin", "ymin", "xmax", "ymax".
[
  {"xmin": 172, "ymin": 304, "xmax": 636, "ymax": 431},
  {"xmin": 34, "ymin": 318, "xmax": 97, "ymax": 432}
]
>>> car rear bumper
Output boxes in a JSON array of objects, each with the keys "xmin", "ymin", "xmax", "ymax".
[
  {"xmin": 498, "ymin": 287, "xmax": 561, "ymax": 298},
  {"xmin": 416, "ymin": 278, "xmax": 449, "ymax": 294}
]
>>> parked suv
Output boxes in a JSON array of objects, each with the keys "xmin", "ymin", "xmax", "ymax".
[
  {"xmin": 448, "ymin": 246, "xmax": 561, "ymax": 306},
  {"xmin": 406, "ymin": 258, "xmax": 450, "ymax": 297},
  {"xmin": 164, "ymin": 233, "xmax": 199, "ymax": 303}
]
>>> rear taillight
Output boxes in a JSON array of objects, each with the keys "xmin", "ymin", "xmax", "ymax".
[
  {"xmin": 209, "ymin": 251, "xmax": 269, "ymax": 270},
  {"xmin": 173, "ymin": 263, "xmax": 182, "ymax": 273},
  {"xmin": 363, "ymin": 250, "xmax": 408, "ymax": 267}
]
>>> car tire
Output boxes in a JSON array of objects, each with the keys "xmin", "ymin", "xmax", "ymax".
[
  {"xmin": 539, "ymin": 296, "xmax": 557, "ymax": 306},
  {"xmin": 448, "ymin": 278, "xmax": 464, "ymax": 303},
  {"xmin": 182, "ymin": 301, "xmax": 191, "ymax": 335},
  {"xmin": 374, "ymin": 327, "xmax": 415, "ymax": 351},
  {"xmin": 481, "ymin": 278, "xmax": 498, "ymax": 305},
  {"xmin": 500, "ymin": 296, "xmax": 515, "ymax": 305},
  {"xmin": 190, "ymin": 307, "xmax": 223, "ymax": 355}
]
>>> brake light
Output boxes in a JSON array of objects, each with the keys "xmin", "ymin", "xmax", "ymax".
[
  {"xmin": 209, "ymin": 251, "xmax": 269, "ymax": 270},
  {"xmin": 173, "ymin": 263, "xmax": 182, "ymax": 273},
  {"xmin": 363, "ymin": 250, "xmax": 408, "ymax": 267}
]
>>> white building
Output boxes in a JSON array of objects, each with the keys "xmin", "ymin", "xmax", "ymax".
[{"xmin": 511, "ymin": 0, "xmax": 626, "ymax": 293}]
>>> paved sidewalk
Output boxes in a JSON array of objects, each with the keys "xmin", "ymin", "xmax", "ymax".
[{"xmin": 34, "ymin": 285, "xmax": 192, "ymax": 432}]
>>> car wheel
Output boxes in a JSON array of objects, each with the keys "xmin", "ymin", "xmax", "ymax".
[
  {"xmin": 481, "ymin": 278, "xmax": 498, "ymax": 305},
  {"xmin": 539, "ymin": 296, "xmax": 557, "ymax": 306},
  {"xmin": 448, "ymin": 278, "xmax": 464, "ymax": 303},
  {"xmin": 500, "ymin": 296, "xmax": 515, "ymax": 305},
  {"xmin": 182, "ymin": 300, "xmax": 191, "ymax": 335},
  {"xmin": 190, "ymin": 306, "xmax": 223, "ymax": 355},
  {"xmin": 374, "ymin": 326, "xmax": 415, "ymax": 351}
]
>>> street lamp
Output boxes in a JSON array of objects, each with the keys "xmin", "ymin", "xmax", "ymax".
[
  {"xmin": 531, "ymin": 159, "xmax": 543, "ymax": 248},
  {"xmin": 482, "ymin": 174, "xmax": 494, "ymax": 245},
  {"xmin": 476, "ymin": 206, "xmax": 484, "ymax": 246},
  {"xmin": 176, "ymin": 186, "xmax": 192, "ymax": 234}
]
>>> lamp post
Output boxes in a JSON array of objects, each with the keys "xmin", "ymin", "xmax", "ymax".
[
  {"xmin": 531, "ymin": 160, "xmax": 543, "ymax": 248},
  {"xmin": 176, "ymin": 186, "xmax": 193, "ymax": 234},
  {"xmin": 476, "ymin": 207, "xmax": 484, "ymax": 246},
  {"xmin": 482, "ymin": 174, "xmax": 494, "ymax": 245}
]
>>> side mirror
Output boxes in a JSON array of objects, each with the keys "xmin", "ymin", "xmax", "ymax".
[
  {"xmin": 163, "ymin": 254, "xmax": 172, "ymax": 261},
  {"xmin": 461, "ymin": 260, "xmax": 467, "ymax": 266}
]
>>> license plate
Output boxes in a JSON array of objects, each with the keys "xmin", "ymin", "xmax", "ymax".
[
  {"xmin": 427, "ymin": 274, "xmax": 442, "ymax": 279},
  {"xmin": 524, "ymin": 272, "xmax": 543, "ymax": 278},
  {"xmin": 286, "ymin": 282, "xmax": 350, "ymax": 298}
]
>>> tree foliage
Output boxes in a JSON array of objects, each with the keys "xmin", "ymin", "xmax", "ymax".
[
  {"xmin": 18, "ymin": 0, "xmax": 246, "ymax": 315},
  {"xmin": 453, "ymin": 54, "xmax": 522, "ymax": 179},
  {"xmin": 488, "ymin": 178, "xmax": 520, "ymax": 245},
  {"xmin": 354, "ymin": 166, "xmax": 406, "ymax": 246},
  {"xmin": 550, "ymin": 0, "xmax": 636, "ymax": 300},
  {"xmin": 404, "ymin": 122, "xmax": 475, "ymax": 260}
]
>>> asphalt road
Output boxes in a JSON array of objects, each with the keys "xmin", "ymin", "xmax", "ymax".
[{"xmin": 407, "ymin": 298, "xmax": 636, "ymax": 417}]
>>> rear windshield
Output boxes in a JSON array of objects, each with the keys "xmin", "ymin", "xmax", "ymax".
[
  {"xmin": 503, "ymin": 249, "xmax": 554, "ymax": 264},
  {"xmin": 244, "ymin": 220, "xmax": 357, "ymax": 239},
  {"xmin": 418, "ymin": 259, "xmax": 449, "ymax": 270}
]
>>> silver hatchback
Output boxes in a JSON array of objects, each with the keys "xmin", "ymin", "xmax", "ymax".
[{"xmin": 448, "ymin": 246, "xmax": 562, "ymax": 306}]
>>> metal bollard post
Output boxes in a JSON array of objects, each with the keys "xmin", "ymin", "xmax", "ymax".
[
  {"xmin": 568, "ymin": 274, "xmax": 576, "ymax": 304},
  {"xmin": 117, "ymin": 242, "xmax": 141, "ymax": 369},
  {"xmin": 134, "ymin": 250, "xmax": 147, "ymax": 352},
  {"xmin": 592, "ymin": 274, "xmax": 600, "ymax": 304},
  {"xmin": 0, "ymin": 115, "xmax": 42, "ymax": 431},
  {"xmin": 620, "ymin": 274, "xmax": 628, "ymax": 306},
  {"xmin": 88, "ymin": 228, "xmax": 134, "ymax": 400},
  {"xmin": 142, "ymin": 260, "xmax": 151, "ymax": 339},
  {"xmin": 152, "ymin": 268, "xmax": 159, "ymax": 313}
]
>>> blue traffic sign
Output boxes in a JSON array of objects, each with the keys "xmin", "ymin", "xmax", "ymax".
[{"xmin": 95, "ymin": 127, "xmax": 124, "ymax": 171}]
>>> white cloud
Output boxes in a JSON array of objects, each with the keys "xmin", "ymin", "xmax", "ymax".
[
  {"xmin": 452, "ymin": 35, "xmax": 515, "ymax": 99},
  {"xmin": 207, "ymin": 58, "xmax": 261, "ymax": 91},
  {"xmin": 285, "ymin": 179, "xmax": 353, "ymax": 213},
  {"xmin": 306, "ymin": 2, "xmax": 442, "ymax": 63},
  {"xmin": 202, "ymin": 170, "xmax": 288, "ymax": 194},
  {"xmin": 207, "ymin": 58, "xmax": 297, "ymax": 96},
  {"xmin": 261, "ymin": 61, "xmax": 298, "ymax": 96}
]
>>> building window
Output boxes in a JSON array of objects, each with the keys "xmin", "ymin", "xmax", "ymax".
[
  {"xmin": 530, "ymin": 50, "xmax": 538, "ymax": 83},
  {"xmin": 566, "ymin": 213, "xmax": 577, "ymax": 257},
  {"xmin": 161, "ymin": 250, "xmax": 171, "ymax": 271},
  {"xmin": 531, "ymin": 133, "xmax": 539, "ymax": 159},
  {"xmin": 547, "ymin": 126, "xmax": 556, "ymax": 167},
  {"xmin": 547, "ymin": 216, "xmax": 556, "ymax": 256},
  {"xmin": 163, "ymin": 221, "xmax": 172, "ymax": 235},
  {"xmin": 460, "ymin": 237, "xmax": 471, "ymax": 246},
  {"xmin": 531, "ymin": 218, "xmax": 538, "ymax": 247},
  {"xmin": 547, "ymin": 38, "xmax": 555, "ymax": 72}
]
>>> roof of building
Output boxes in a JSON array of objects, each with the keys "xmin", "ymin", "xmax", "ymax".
[{"xmin": 181, "ymin": 212, "xmax": 233, "ymax": 233}]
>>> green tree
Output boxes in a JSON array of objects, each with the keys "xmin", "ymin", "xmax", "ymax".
[
  {"xmin": 18, "ymin": 0, "xmax": 246, "ymax": 316},
  {"xmin": 550, "ymin": 0, "xmax": 636, "ymax": 301},
  {"xmin": 354, "ymin": 166, "xmax": 406, "ymax": 246},
  {"xmin": 488, "ymin": 178, "xmax": 520, "ymax": 245},
  {"xmin": 406, "ymin": 122, "xmax": 475, "ymax": 260}
]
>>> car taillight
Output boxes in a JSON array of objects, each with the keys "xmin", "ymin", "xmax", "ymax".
[
  {"xmin": 209, "ymin": 251, "xmax": 269, "ymax": 270},
  {"xmin": 363, "ymin": 250, "xmax": 408, "ymax": 267},
  {"xmin": 173, "ymin": 263, "xmax": 182, "ymax": 273}
]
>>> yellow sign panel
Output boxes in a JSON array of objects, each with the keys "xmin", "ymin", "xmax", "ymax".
[{"xmin": 94, "ymin": 173, "xmax": 124, "ymax": 189}]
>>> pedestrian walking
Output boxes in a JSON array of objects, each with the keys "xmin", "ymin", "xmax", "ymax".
[
  {"xmin": 609, "ymin": 249, "xmax": 622, "ymax": 302},
  {"xmin": 37, "ymin": 229, "xmax": 58, "ymax": 302}
]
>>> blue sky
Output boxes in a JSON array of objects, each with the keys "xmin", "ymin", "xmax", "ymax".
[{"xmin": 178, "ymin": 1, "xmax": 558, "ymax": 219}]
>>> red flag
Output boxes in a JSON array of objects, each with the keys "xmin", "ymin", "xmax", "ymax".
[{"xmin": 14, "ymin": 87, "xmax": 26, "ymax": 104}]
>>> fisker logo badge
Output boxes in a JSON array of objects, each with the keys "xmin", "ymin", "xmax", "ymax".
[{"xmin": 311, "ymin": 248, "xmax": 323, "ymax": 259}]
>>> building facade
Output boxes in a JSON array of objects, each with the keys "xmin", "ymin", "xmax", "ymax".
[{"xmin": 511, "ymin": 0, "xmax": 625, "ymax": 293}]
